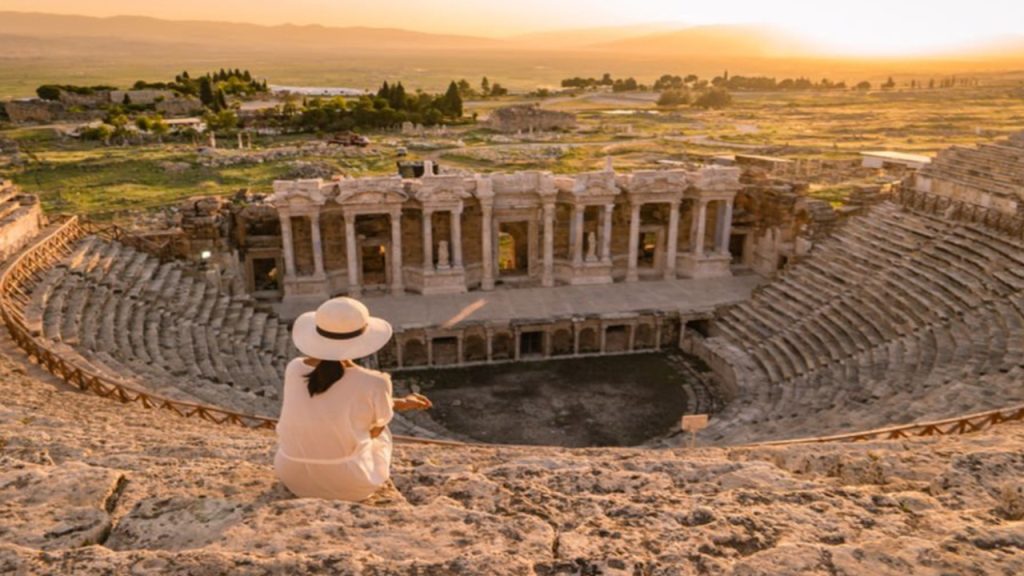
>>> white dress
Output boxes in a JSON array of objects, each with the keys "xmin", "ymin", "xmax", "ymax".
[{"xmin": 274, "ymin": 358, "xmax": 394, "ymax": 501}]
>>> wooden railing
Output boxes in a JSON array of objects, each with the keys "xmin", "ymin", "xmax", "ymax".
[
  {"xmin": 898, "ymin": 187, "xmax": 1024, "ymax": 239},
  {"xmin": 0, "ymin": 217, "xmax": 276, "ymax": 429},
  {"xmin": 80, "ymin": 220, "xmax": 177, "ymax": 263},
  {"xmin": 2, "ymin": 216, "xmax": 1023, "ymax": 449},
  {"xmin": 751, "ymin": 404, "xmax": 1024, "ymax": 447}
]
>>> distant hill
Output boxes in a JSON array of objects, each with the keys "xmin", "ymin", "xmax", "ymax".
[
  {"xmin": 0, "ymin": 11, "xmax": 504, "ymax": 52},
  {"xmin": 506, "ymin": 24, "xmax": 682, "ymax": 50},
  {"xmin": 590, "ymin": 25, "xmax": 814, "ymax": 59},
  {"xmin": 0, "ymin": 11, "xmax": 1021, "ymax": 99}
]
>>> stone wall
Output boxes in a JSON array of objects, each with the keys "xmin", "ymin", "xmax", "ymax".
[
  {"xmin": 0, "ymin": 183, "xmax": 44, "ymax": 262},
  {"xmin": 485, "ymin": 105, "xmax": 577, "ymax": 134},
  {"xmin": 3, "ymin": 100, "xmax": 64, "ymax": 124},
  {"xmin": 156, "ymin": 96, "xmax": 203, "ymax": 116},
  {"xmin": 57, "ymin": 90, "xmax": 111, "ymax": 107},
  {"xmin": 109, "ymin": 89, "xmax": 176, "ymax": 106}
]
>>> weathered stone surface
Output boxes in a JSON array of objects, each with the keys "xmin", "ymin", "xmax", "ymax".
[{"xmin": 1, "ymin": 344, "xmax": 1023, "ymax": 575}]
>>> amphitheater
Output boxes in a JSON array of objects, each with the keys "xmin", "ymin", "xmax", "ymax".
[{"xmin": 2, "ymin": 134, "xmax": 1024, "ymax": 574}]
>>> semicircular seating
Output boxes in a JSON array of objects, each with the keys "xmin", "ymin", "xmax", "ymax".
[{"xmin": 702, "ymin": 201, "xmax": 1024, "ymax": 444}]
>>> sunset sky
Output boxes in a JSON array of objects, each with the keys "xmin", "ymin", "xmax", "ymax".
[{"xmin": 6, "ymin": 0, "xmax": 1024, "ymax": 56}]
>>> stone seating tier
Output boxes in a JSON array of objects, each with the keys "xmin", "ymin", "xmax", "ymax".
[
  {"xmin": 27, "ymin": 236, "xmax": 297, "ymax": 417},
  {"xmin": 705, "ymin": 201, "xmax": 1024, "ymax": 444}
]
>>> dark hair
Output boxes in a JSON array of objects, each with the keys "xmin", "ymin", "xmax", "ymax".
[{"xmin": 305, "ymin": 360, "xmax": 345, "ymax": 397}]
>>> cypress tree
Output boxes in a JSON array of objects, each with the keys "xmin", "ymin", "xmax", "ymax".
[
  {"xmin": 199, "ymin": 77, "xmax": 215, "ymax": 107},
  {"xmin": 444, "ymin": 81, "xmax": 463, "ymax": 117},
  {"xmin": 390, "ymin": 82, "xmax": 406, "ymax": 110}
]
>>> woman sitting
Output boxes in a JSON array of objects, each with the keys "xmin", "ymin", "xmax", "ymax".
[{"xmin": 274, "ymin": 297, "xmax": 431, "ymax": 501}]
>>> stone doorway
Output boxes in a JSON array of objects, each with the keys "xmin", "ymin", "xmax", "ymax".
[
  {"xmin": 432, "ymin": 337, "xmax": 459, "ymax": 366},
  {"xmin": 498, "ymin": 222, "xmax": 529, "ymax": 277},
  {"xmin": 519, "ymin": 331, "xmax": 544, "ymax": 358},
  {"xmin": 356, "ymin": 214, "xmax": 393, "ymax": 293},
  {"xmin": 360, "ymin": 242, "xmax": 389, "ymax": 291},
  {"xmin": 729, "ymin": 233, "xmax": 747, "ymax": 265},
  {"xmin": 638, "ymin": 226, "xmax": 665, "ymax": 274},
  {"xmin": 250, "ymin": 256, "xmax": 280, "ymax": 295}
]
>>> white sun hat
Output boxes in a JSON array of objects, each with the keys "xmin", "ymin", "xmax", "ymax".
[{"xmin": 291, "ymin": 297, "xmax": 393, "ymax": 361}]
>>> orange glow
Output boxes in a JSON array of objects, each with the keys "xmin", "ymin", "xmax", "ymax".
[{"xmin": 5, "ymin": 0, "xmax": 1022, "ymax": 56}]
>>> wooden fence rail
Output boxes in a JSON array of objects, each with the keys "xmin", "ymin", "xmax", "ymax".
[{"xmin": 2, "ymin": 216, "xmax": 1022, "ymax": 449}]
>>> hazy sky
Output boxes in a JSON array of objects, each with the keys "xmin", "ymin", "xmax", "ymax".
[{"xmin": 8, "ymin": 0, "xmax": 1024, "ymax": 55}]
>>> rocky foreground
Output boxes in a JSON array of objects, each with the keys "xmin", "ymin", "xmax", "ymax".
[{"xmin": 1, "ymin": 348, "xmax": 1023, "ymax": 575}]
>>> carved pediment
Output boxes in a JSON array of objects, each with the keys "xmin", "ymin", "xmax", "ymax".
[
  {"xmin": 571, "ymin": 171, "xmax": 620, "ymax": 198},
  {"xmin": 269, "ymin": 179, "xmax": 328, "ymax": 209},
  {"xmin": 626, "ymin": 170, "xmax": 689, "ymax": 197},
  {"xmin": 690, "ymin": 166, "xmax": 742, "ymax": 192},
  {"xmin": 490, "ymin": 171, "xmax": 556, "ymax": 197},
  {"xmin": 334, "ymin": 176, "xmax": 408, "ymax": 206},
  {"xmin": 413, "ymin": 175, "xmax": 471, "ymax": 206}
]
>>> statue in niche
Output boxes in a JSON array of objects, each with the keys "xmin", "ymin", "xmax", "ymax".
[
  {"xmin": 585, "ymin": 231, "xmax": 598, "ymax": 262},
  {"xmin": 437, "ymin": 240, "xmax": 451, "ymax": 269}
]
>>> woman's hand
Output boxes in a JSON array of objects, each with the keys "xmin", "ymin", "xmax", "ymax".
[{"xmin": 394, "ymin": 393, "xmax": 432, "ymax": 412}]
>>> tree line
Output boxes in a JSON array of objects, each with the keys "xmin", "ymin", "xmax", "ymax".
[{"xmin": 274, "ymin": 80, "xmax": 467, "ymax": 133}]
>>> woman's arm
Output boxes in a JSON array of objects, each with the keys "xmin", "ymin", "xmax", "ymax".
[{"xmin": 394, "ymin": 392, "xmax": 432, "ymax": 412}]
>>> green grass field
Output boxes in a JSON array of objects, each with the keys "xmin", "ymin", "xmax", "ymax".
[{"xmin": 3, "ymin": 82, "xmax": 1023, "ymax": 218}]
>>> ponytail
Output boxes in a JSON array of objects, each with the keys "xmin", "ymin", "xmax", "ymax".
[{"xmin": 305, "ymin": 360, "xmax": 345, "ymax": 397}]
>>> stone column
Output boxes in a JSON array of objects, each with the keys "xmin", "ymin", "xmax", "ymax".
[
  {"xmin": 450, "ymin": 208, "xmax": 464, "ymax": 269},
  {"xmin": 542, "ymin": 202, "xmax": 555, "ymax": 287},
  {"xmin": 309, "ymin": 212, "xmax": 325, "ymax": 277},
  {"xmin": 664, "ymin": 201, "xmax": 680, "ymax": 279},
  {"xmin": 485, "ymin": 326, "xmax": 494, "ymax": 362},
  {"xmin": 654, "ymin": 317, "xmax": 663, "ymax": 351},
  {"xmin": 278, "ymin": 212, "xmax": 296, "ymax": 278},
  {"xmin": 572, "ymin": 205, "xmax": 585, "ymax": 266},
  {"xmin": 389, "ymin": 209, "xmax": 404, "ymax": 295},
  {"xmin": 422, "ymin": 209, "xmax": 434, "ymax": 273},
  {"xmin": 626, "ymin": 202, "xmax": 642, "ymax": 282},
  {"xmin": 480, "ymin": 201, "xmax": 495, "ymax": 290},
  {"xmin": 572, "ymin": 320, "xmax": 581, "ymax": 355},
  {"xmin": 717, "ymin": 199, "xmax": 734, "ymax": 255},
  {"xmin": 692, "ymin": 200, "xmax": 708, "ymax": 257},
  {"xmin": 344, "ymin": 213, "xmax": 360, "ymax": 296},
  {"xmin": 601, "ymin": 204, "xmax": 614, "ymax": 263}
]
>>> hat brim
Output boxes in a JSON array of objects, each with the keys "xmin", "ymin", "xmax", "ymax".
[{"xmin": 292, "ymin": 313, "xmax": 393, "ymax": 361}]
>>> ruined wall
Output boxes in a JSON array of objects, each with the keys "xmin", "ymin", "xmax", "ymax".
[
  {"xmin": 156, "ymin": 96, "xmax": 203, "ymax": 116},
  {"xmin": 320, "ymin": 212, "xmax": 346, "ymax": 272},
  {"xmin": 290, "ymin": 216, "xmax": 314, "ymax": 276},
  {"xmin": 401, "ymin": 210, "xmax": 423, "ymax": 268},
  {"xmin": 486, "ymin": 105, "xmax": 577, "ymax": 134},
  {"xmin": 0, "ymin": 186, "xmax": 44, "ymax": 262},
  {"xmin": 4, "ymin": 101, "xmax": 64, "ymax": 124},
  {"xmin": 461, "ymin": 203, "xmax": 483, "ymax": 273},
  {"xmin": 110, "ymin": 90, "xmax": 176, "ymax": 106}
]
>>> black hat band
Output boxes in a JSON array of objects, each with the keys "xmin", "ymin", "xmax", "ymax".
[{"xmin": 316, "ymin": 324, "xmax": 368, "ymax": 340}]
